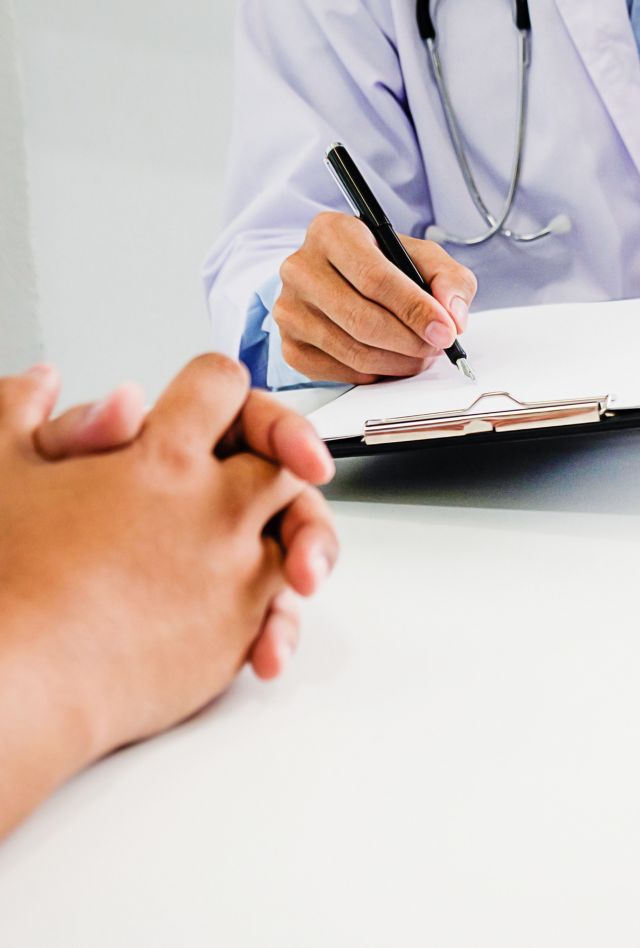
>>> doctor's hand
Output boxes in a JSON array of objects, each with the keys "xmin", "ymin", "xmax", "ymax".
[
  {"xmin": 32, "ymin": 364, "xmax": 338, "ymax": 681},
  {"xmin": 275, "ymin": 211, "xmax": 477, "ymax": 383}
]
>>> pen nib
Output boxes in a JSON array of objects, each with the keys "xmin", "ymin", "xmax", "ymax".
[{"xmin": 457, "ymin": 358, "xmax": 477, "ymax": 382}]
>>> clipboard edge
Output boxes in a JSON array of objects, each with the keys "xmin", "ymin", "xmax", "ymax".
[
  {"xmin": 363, "ymin": 391, "xmax": 609, "ymax": 446},
  {"xmin": 325, "ymin": 405, "xmax": 640, "ymax": 459}
]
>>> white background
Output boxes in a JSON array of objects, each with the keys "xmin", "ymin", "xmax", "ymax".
[
  {"xmin": 4, "ymin": 6, "xmax": 640, "ymax": 944},
  {"xmin": 0, "ymin": 0, "xmax": 40, "ymax": 371},
  {"xmin": 11, "ymin": 0, "xmax": 237, "ymax": 407}
]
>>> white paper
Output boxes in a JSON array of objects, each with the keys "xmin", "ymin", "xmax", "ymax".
[{"xmin": 308, "ymin": 299, "xmax": 640, "ymax": 441}]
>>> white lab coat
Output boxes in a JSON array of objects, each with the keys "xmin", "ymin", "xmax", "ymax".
[{"xmin": 204, "ymin": 0, "xmax": 640, "ymax": 377}]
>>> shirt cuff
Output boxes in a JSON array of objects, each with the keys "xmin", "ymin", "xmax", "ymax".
[{"xmin": 240, "ymin": 274, "xmax": 311, "ymax": 390}]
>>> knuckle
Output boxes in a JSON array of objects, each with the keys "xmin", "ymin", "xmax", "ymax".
[
  {"xmin": 400, "ymin": 293, "xmax": 430, "ymax": 333},
  {"xmin": 282, "ymin": 337, "xmax": 304, "ymax": 371},
  {"xmin": 344, "ymin": 340, "xmax": 373, "ymax": 375},
  {"xmin": 421, "ymin": 239, "xmax": 451, "ymax": 268},
  {"xmin": 151, "ymin": 435, "xmax": 199, "ymax": 477},
  {"xmin": 272, "ymin": 297, "xmax": 289, "ymax": 330},
  {"xmin": 342, "ymin": 302, "xmax": 369, "ymax": 342},
  {"xmin": 274, "ymin": 295, "xmax": 308, "ymax": 340},
  {"xmin": 446, "ymin": 262, "xmax": 477, "ymax": 299},
  {"xmin": 279, "ymin": 251, "xmax": 299, "ymax": 286},
  {"xmin": 216, "ymin": 354, "xmax": 250, "ymax": 387},
  {"xmin": 189, "ymin": 353, "xmax": 249, "ymax": 389},
  {"xmin": 365, "ymin": 311, "xmax": 403, "ymax": 352},
  {"xmin": 357, "ymin": 261, "xmax": 390, "ymax": 299},
  {"xmin": 360, "ymin": 310, "xmax": 427, "ymax": 357},
  {"xmin": 362, "ymin": 314, "xmax": 392, "ymax": 351},
  {"xmin": 461, "ymin": 265, "xmax": 478, "ymax": 297},
  {"xmin": 309, "ymin": 210, "xmax": 341, "ymax": 239}
]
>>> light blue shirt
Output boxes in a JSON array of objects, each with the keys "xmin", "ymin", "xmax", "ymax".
[
  {"xmin": 238, "ymin": 275, "xmax": 309, "ymax": 389},
  {"xmin": 204, "ymin": 0, "xmax": 640, "ymax": 390}
]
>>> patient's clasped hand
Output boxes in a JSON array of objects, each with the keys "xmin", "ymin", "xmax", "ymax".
[{"xmin": 0, "ymin": 355, "xmax": 338, "ymax": 838}]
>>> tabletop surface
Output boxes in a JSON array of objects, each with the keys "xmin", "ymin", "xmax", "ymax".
[{"xmin": 2, "ymin": 391, "xmax": 640, "ymax": 947}]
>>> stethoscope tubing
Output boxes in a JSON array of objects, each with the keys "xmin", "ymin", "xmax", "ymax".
[
  {"xmin": 425, "ymin": 29, "xmax": 530, "ymax": 245},
  {"xmin": 416, "ymin": 0, "xmax": 532, "ymax": 40},
  {"xmin": 418, "ymin": 0, "xmax": 569, "ymax": 246}
]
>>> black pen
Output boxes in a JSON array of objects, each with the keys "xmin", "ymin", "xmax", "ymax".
[{"xmin": 324, "ymin": 142, "xmax": 476, "ymax": 382}]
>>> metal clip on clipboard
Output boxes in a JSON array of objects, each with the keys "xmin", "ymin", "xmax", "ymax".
[{"xmin": 363, "ymin": 391, "xmax": 610, "ymax": 446}]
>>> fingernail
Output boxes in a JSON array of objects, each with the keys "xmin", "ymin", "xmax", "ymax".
[
  {"xmin": 449, "ymin": 296, "xmax": 469, "ymax": 331},
  {"xmin": 302, "ymin": 425, "xmax": 336, "ymax": 480},
  {"xmin": 25, "ymin": 363, "xmax": 55, "ymax": 380},
  {"xmin": 278, "ymin": 641, "xmax": 295, "ymax": 669},
  {"xmin": 83, "ymin": 395, "xmax": 110, "ymax": 426},
  {"xmin": 310, "ymin": 550, "xmax": 331, "ymax": 586},
  {"xmin": 425, "ymin": 322, "xmax": 455, "ymax": 349}
]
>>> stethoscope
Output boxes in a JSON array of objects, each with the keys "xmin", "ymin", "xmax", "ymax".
[{"xmin": 416, "ymin": 0, "xmax": 572, "ymax": 246}]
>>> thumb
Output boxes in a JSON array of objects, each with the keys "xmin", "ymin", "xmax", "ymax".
[
  {"xmin": 402, "ymin": 236, "xmax": 478, "ymax": 334},
  {"xmin": 35, "ymin": 382, "xmax": 146, "ymax": 460},
  {"xmin": 428, "ymin": 260, "xmax": 478, "ymax": 334}
]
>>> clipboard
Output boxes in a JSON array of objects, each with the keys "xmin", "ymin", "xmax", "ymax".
[
  {"xmin": 305, "ymin": 300, "xmax": 640, "ymax": 459},
  {"xmin": 324, "ymin": 390, "xmax": 640, "ymax": 458}
]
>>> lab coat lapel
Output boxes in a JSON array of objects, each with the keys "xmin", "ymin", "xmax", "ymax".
[{"xmin": 553, "ymin": 0, "xmax": 640, "ymax": 174}]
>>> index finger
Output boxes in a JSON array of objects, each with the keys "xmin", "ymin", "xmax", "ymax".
[
  {"xmin": 218, "ymin": 389, "xmax": 335, "ymax": 485},
  {"xmin": 143, "ymin": 354, "xmax": 250, "ymax": 456},
  {"xmin": 318, "ymin": 216, "xmax": 457, "ymax": 345}
]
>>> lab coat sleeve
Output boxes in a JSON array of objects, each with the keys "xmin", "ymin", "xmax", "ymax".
[{"xmin": 203, "ymin": 0, "xmax": 432, "ymax": 388}]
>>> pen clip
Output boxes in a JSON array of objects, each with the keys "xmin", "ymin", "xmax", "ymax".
[{"xmin": 324, "ymin": 156, "xmax": 362, "ymax": 218}]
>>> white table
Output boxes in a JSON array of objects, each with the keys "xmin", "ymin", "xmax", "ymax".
[{"xmin": 2, "ymin": 393, "xmax": 640, "ymax": 947}]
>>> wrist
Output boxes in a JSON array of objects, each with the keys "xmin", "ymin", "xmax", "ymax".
[{"xmin": 0, "ymin": 592, "xmax": 106, "ymax": 836}]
